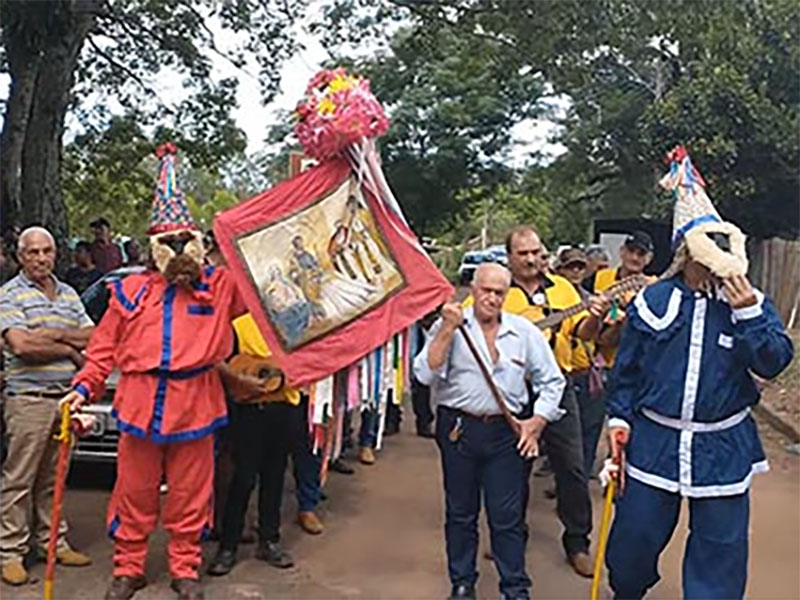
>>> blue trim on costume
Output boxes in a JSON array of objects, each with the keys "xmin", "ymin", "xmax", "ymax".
[
  {"xmin": 203, "ymin": 265, "xmax": 215, "ymax": 278},
  {"xmin": 149, "ymin": 415, "xmax": 229, "ymax": 444},
  {"xmin": 108, "ymin": 514, "xmax": 120, "ymax": 540},
  {"xmin": 114, "ymin": 280, "xmax": 147, "ymax": 312},
  {"xmin": 152, "ymin": 376, "xmax": 168, "ymax": 434},
  {"xmin": 192, "ymin": 281, "xmax": 210, "ymax": 292},
  {"xmin": 75, "ymin": 383, "xmax": 89, "ymax": 401},
  {"xmin": 188, "ymin": 304, "xmax": 214, "ymax": 315},
  {"xmin": 672, "ymin": 214, "xmax": 721, "ymax": 246},
  {"xmin": 111, "ymin": 409, "xmax": 149, "ymax": 439}
]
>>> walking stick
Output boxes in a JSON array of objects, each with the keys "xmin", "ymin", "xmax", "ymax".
[
  {"xmin": 43, "ymin": 403, "xmax": 73, "ymax": 600},
  {"xmin": 590, "ymin": 430, "xmax": 628, "ymax": 600}
]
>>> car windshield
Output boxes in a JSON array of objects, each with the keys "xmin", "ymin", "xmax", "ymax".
[
  {"xmin": 81, "ymin": 266, "xmax": 147, "ymax": 324},
  {"xmin": 463, "ymin": 254, "xmax": 483, "ymax": 265}
]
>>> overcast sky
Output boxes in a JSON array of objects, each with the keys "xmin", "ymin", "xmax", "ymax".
[{"xmin": 0, "ymin": 10, "xmax": 566, "ymax": 167}]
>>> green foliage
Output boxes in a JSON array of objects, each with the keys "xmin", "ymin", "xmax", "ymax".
[
  {"xmin": 321, "ymin": 0, "xmax": 799, "ymax": 241},
  {"xmin": 62, "ymin": 115, "xmax": 249, "ymax": 240}
]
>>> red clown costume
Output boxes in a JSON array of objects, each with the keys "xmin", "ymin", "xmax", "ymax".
[{"xmin": 69, "ymin": 144, "xmax": 245, "ymax": 599}]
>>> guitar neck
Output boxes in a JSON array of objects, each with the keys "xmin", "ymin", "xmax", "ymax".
[{"xmin": 533, "ymin": 276, "xmax": 645, "ymax": 331}]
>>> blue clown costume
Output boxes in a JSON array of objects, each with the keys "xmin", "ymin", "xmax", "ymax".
[{"xmin": 604, "ymin": 148, "xmax": 794, "ymax": 600}]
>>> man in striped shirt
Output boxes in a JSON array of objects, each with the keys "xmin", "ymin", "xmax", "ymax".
[{"xmin": 0, "ymin": 227, "xmax": 94, "ymax": 586}]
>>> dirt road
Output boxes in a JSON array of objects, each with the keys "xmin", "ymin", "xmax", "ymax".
[{"xmin": 3, "ymin": 416, "xmax": 799, "ymax": 600}]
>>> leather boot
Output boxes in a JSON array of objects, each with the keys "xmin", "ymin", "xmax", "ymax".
[
  {"xmin": 171, "ymin": 578, "xmax": 204, "ymax": 600},
  {"xmin": 358, "ymin": 446, "xmax": 376, "ymax": 465},
  {"xmin": 104, "ymin": 575, "xmax": 147, "ymax": 600},
  {"xmin": 297, "ymin": 511, "xmax": 324, "ymax": 535}
]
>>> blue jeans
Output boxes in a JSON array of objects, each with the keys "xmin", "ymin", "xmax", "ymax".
[
  {"xmin": 436, "ymin": 406, "xmax": 530, "ymax": 599},
  {"xmin": 292, "ymin": 442, "xmax": 321, "ymax": 512},
  {"xmin": 358, "ymin": 408, "xmax": 379, "ymax": 448},
  {"xmin": 572, "ymin": 371, "xmax": 606, "ymax": 477},
  {"xmin": 607, "ymin": 478, "xmax": 749, "ymax": 599}
]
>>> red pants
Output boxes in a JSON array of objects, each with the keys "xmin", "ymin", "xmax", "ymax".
[{"xmin": 107, "ymin": 433, "xmax": 214, "ymax": 579}]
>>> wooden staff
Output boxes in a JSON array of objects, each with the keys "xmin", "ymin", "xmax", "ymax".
[
  {"xmin": 44, "ymin": 403, "xmax": 73, "ymax": 600},
  {"xmin": 456, "ymin": 324, "xmax": 521, "ymax": 437}
]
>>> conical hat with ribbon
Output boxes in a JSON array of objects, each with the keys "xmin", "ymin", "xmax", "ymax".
[
  {"xmin": 659, "ymin": 145, "xmax": 747, "ymax": 277},
  {"xmin": 147, "ymin": 143, "xmax": 198, "ymax": 235}
]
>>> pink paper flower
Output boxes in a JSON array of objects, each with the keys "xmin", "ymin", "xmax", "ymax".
[{"xmin": 294, "ymin": 68, "xmax": 390, "ymax": 160}]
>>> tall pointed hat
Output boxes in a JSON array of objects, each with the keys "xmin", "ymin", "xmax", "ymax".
[
  {"xmin": 659, "ymin": 145, "xmax": 748, "ymax": 277},
  {"xmin": 147, "ymin": 143, "xmax": 198, "ymax": 235}
]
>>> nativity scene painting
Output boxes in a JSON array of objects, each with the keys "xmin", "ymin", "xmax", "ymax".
[{"xmin": 235, "ymin": 177, "xmax": 404, "ymax": 350}]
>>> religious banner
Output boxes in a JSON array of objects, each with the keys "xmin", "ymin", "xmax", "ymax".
[{"xmin": 214, "ymin": 156, "xmax": 452, "ymax": 385}]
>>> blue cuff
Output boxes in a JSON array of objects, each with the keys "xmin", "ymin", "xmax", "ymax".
[{"xmin": 74, "ymin": 383, "xmax": 90, "ymax": 402}]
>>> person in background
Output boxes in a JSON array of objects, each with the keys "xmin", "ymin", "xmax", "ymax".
[
  {"xmin": 553, "ymin": 246, "xmax": 605, "ymax": 478},
  {"xmin": 594, "ymin": 231, "xmax": 656, "ymax": 377},
  {"xmin": 582, "ymin": 245, "xmax": 611, "ymax": 292},
  {"xmin": 123, "ymin": 239, "xmax": 143, "ymax": 267},
  {"xmin": 89, "ymin": 217, "xmax": 123, "ymax": 274},
  {"xmin": 65, "ymin": 241, "xmax": 103, "ymax": 294},
  {"xmin": 207, "ymin": 313, "xmax": 303, "ymax": 577},
  {"xmin": 411, "ymin": 311, "xmax": 438, "ymax": 438},
  {"xmin": 537, "ymin": 243, "xmax": 551, "ymax": 275},
  {"xmin": 0, "ymin": 227, "xmax": 94, "ymax": 586}
]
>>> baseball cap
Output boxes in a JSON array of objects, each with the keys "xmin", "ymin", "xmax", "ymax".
[
  {"xmin": 624, "ymin": 230, "xmax": 654, "ymax": 253},
  {"xmin": 90, "ymin": 217, "xmax": 111, "ymax": 229},
  {"xmin": 554, "ymin": 246, "xmax": 588, "ymax": 270}
]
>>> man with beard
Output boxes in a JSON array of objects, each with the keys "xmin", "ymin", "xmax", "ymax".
[
  {"xmin": 604, "ymin": 147, "xmax": 793, "ymax": 599},
  {"xmin": 61, "ymin": 144, "xmax": 248, "ymax": 600}
]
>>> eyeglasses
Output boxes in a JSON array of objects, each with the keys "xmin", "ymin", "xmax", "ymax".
[{"xmin": 563, "ymin": 262, "xmax": 586, "ymax": 270}]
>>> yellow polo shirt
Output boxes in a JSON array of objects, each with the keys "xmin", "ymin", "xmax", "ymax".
[
  {"xmin": 594, "ymin": 268, "xmax": 656, "ymax": 367},
  {"xmin": 502, "ymin": 275, "xmax": 588, "ymax": 373},
  {"xmin": 232, "ymin": 314, "xmax": 300, "ymax": 405}
]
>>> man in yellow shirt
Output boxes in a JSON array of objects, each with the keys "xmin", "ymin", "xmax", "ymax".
[
  {"xmin": 594, "ymin": 231, "xmax": 656, "ymax": 369},
  {"xmin": 208, "ymin": 313, "xmax": 321, "ymax": 577},
  {"xmin": 503, "ymin": 226, "xmax": 610, "ymax": 578},
  {"xmin": 553, "ymin": 246, "xmax": 605, "ymax": 480}
]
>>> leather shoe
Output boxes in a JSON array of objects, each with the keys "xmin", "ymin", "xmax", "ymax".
[
  {"xmin": 256, "ymin": 541, "xmax": 294, "ymax": 568},
  {"xmin": 358, "ymin": 446, "xmax": 376, "ymax": 465},
  {"xmin": 39, "ymin": 545, "xmax": 92, "ymax": 566},
  {"xmin": 297, "ymin": 511, "xmax": 324, "ymax": 535},
  {"xmin": 104, "ymin": 575, "xmax": 147, "ymax": 600},
  {"xmin": 449, "ymin": 584, "xmax": 476, "ymax": 599},
  {"xmin": 329, "ymin": 459, "xmax": 355, "ymax": 475},
  {"xmin": 171, "ymin": 578, "xmax": 204, "ymax": 600},
  {"xmin": 568, "ymin": 551, "xmax": 594, "ymax": 578},
  {"xmin": 1, "ymin": 559, "xmax": 28, "ymax": 586},
  {"xmin": 206, "ymin": 549, "xmax": 236, "ymax": 576},
  {"xmin": 417, "ymin": 426, "xmax": 435, "ymax": 439}
]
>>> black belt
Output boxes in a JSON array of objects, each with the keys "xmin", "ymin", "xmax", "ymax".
[
  {"xmin": 439, "ymin": 405, "xmax": 509, "ymax": 423},
  {"xmin": 145, "ymin": 364, "xmax": 214, "ymax": 379}
]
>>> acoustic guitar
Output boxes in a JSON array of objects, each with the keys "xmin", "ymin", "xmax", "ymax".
[
  {"xmin": 224, "ymin": 354, "xmax": 288, "ymax": 404},
  {"xmin": 529, "ymin": 274, "xmax": 649, "ymax": 335}
]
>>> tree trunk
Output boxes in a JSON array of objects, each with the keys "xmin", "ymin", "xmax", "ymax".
[{"xmin": 1, "ymin": 1, "xmax": 99, "ymax": 274}]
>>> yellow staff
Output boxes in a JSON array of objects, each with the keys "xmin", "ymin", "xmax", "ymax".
[{"xmin": 590, "ymin": 430, "xmax": 628, "ymax": 600}]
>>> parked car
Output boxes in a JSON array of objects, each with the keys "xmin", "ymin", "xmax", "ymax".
[
  {"xmin": 457, "ymin": 246, "xmax": 509, "ymax": 285},
  {"xmin": 73, "ymin": 266, "xmax": 146, "ymax": 463}
]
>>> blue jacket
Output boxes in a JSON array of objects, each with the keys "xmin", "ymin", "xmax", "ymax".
[{"xmin": 607, "ymin": 276, "xmax": 793, "ymax": 497}]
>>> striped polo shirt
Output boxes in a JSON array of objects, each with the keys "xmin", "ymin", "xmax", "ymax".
[{"xmin": 0, "ymin": 272, "xmax": 94, "ymax": 394}]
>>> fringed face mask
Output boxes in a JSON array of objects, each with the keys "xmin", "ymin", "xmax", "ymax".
[{"xmin": 150, "ymin": 229, "xmax": 204, "ymax": 290}]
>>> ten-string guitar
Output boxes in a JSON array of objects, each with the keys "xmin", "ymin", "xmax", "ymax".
[{"xmin": 530, "ymin": 274, "xmax": 649, "ymax": 332}]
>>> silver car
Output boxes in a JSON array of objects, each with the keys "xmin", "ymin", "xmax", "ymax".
[{"xmin": 73, "ymin": 267, "xmax": 146, "ymax": 463}]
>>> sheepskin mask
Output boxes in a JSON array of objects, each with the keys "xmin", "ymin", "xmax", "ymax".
[
  {"xmin": 150, "ymin": 229, "xmax": 205, "ymax": 275},
  {"xmin": 683, "ymin": 221, "xmax": 748, "ymax": 278}
]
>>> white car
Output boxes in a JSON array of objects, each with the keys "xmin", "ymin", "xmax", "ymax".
[{"xmin": 457, "ymin": 247, "xmax": 508, "ymax": 285}]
